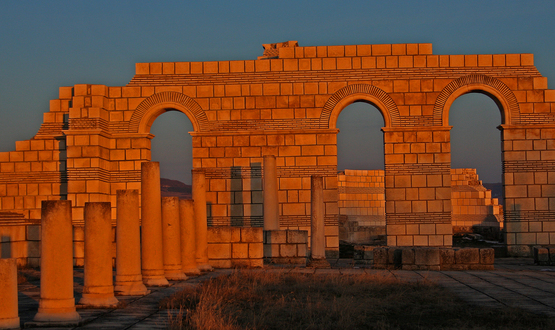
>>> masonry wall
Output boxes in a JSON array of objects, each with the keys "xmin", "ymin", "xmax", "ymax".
[{"xmin": 0, "ymin": 42, "xmax": 554, "ymax": 256}]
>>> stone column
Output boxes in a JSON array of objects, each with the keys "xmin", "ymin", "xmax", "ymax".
[
  {"xmin": 263, "ymin": 155, "xmax": 280, "ymax": 231},
  {"xmin": 162, "ymin": 197, "xmax": 187, "ymax": 280},
  {"xmin": 78, "ymin": 202, "xmax": 119, "ymax": 307},
  {"xmin": 308, "ymin": 175, "xmax": 330, "ymax": 268},
  {"xmin": 114, "ymin": 190, "xmax": 149, "ymax": 296},
  {"xmin": 179, "ymin": 199, "xmax": 201, "ymax": 275},
  {"xmin": 141, "ymin": 162, "xmax": 169, "ymax": 286},
  {"xmin": 192, "ymin": 169, "xmax": 213, "ymax": 271},
  {"xmin": 33, "ymin": 200, "xmax": 81, "ymax": 324},
  {"xmin": 0, "ymin": 259, "xmax": 19, "ymax": 329}
]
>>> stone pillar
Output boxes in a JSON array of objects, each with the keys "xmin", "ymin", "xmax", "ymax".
[
  {"xmin": 141, "ymin": 162, "xmax": 169, "ymax": 286},
  {"xmin": 308, "ymin": 175, "xmax": 329, "ymax": 268},
  {"xmin": 162, "ymin": 197, "xmax": 187, "ymax": 280},
  {"xmin": 33, "ymin": 201, "xmax": 81, "ymax": 324},
  {"xmin": 114, "ymin": 190, "xmax": 149, "ymax": 296},
  {"xmin": 179, "ymin": 199, "xmax": 201, "ymax": 275},
  {"xmin": 192, "ymin": 169, "xmax": 213, "ymax": 271},
  {"xmin": 0, "ymin": 259, "xmax": 19, "ymax": 329},
  {"xmin": 263, "ymin": 155, "xmax": 280, "ymax": 231},
  {"xmin": 383, "ymin": 127, "xmax": 453, "ymax": 247},
  {"xmin": 78, "ymin": 202, "xmax": 119, "ymax": 307}
]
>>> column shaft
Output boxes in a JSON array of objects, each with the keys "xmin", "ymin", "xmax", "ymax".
[
  {"xmin": 33, "ymin": 200, "xmax": 80, "ymax": 323},
  {"xmin": 79, "ymin": 202, "xmax": 118, "ymax": 307},
  {"xmin": 308, "ymin": 175, "xmax": 329, "ymax": 268},
  {"xmin": 162, "ymin": 197, "xmax": 187, "ymax": 280},
  {"xmin": 0, "ymin": 258, "xmax": 19, "ymax": 329},
  {"xmin": 179, "ymin": 199, "xmax": 201, "ymax": 275},
  {"xmin": 263, "ymin": 155, "xmax": 280, "ymax": 231},
  {"xmin": 115, "ymin": 190, "xmax": 149, "ymax": 296},
  {"xmin": 192, "ymin": 169, "xmax": 213, "ymax": 271},
  {"xmin": 141, "ymin": 162, "xmax": 169, "ymax": 286}
]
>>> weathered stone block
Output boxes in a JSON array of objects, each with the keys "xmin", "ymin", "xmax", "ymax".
[
  {"xmin": 534, "ymin": 246, "xmax": 549, "ymax": 264},
  {"xmin": 241, "ymin": 227, "xmax": 263, "ymax": 243},
  {"xmin": 280, "ymin": 244, "xmax": 297, "ymax": 257},
  {"xmin": 401, "ymin": 248, "xmax": 415, "ymax": 265},
  {"xmin": 479, "ymin": 248, "xmax": 495, "ymax": 265},
  {"xmin": 208, "ymin": 227, "xmax": 231, "ymax": 243},
  {"xmin": 287, "ymin": 230, "xmax": 308, "ymax": 244},
  {"xmin": 373, "ymin": 248, "xmax": 388, "ymax": 267},
  {"xmin": 415, "ymin": 248, "xmax": 440, "ymax": 266},
  {"xmin": 208, "ymin": 243, "xmax": 231, "ymax": 259},
  {"xmin": 455, "ymin": 248, "xmax": 479, "ymax": 264},
  {"xmin": 440, "ymin": 248, "xmax": 455, "ymax": 266},
  {"xmin": 232, "ymin": 243, "xmax": 249, "ymax": 259},
  {"xmin": 264, "ymin": 230, "xmax": 287, "ymax": 244},
  {"xmin": 248, "ymin": 243, "xmax": 264, "ymax": 259}
]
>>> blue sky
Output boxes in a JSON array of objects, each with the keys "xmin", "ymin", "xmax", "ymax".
[{"xmin": 1, "ymin": 1, "xmax": 554, "ymax": 183}]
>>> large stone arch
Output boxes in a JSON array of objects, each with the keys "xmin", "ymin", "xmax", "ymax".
[
  {"xmin": 129, "ymin": 91, "xmax": 209, "ymax": 133},
  {"xmin": 433, "ymin": 74, "xmax": 521, "ymax": 126},
  {"xmin": 320, "ymin": 84, "xmax": 399, "ymax": 128}
]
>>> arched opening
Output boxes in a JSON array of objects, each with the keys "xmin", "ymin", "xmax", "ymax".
[
  {"xmin": 449, "ymin": 92, "xmax": 504, "ymax": 242},
  {"xmin": 336, "ymin": 101, "xmax": 386, "ymax": 245},
  {"xmin": 149, "ymin": 109, "xmax": 194, "ymax": 198}
]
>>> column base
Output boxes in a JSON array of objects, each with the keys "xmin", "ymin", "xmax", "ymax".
[
  {"xmin": 0, "ymin": 317, "xmax": 20, "ymax": 329},
  {"xmin": 78, "ymin": 293, "xmax": 119, "ymax": 308},
  {"xmin": 182, "ymin": 266, "xmax": 202, "ymax": 275},
  {"xmin": 114, "ymin": 281, "xmax": 150, "ymax": 296},
  {"xmin": 164, "ymin": 270, "xmax": 188, "ymax": 281},
  {"xmin": 142, "ymin": 276, "xmax": 170, "ymax": 287},
  {"xmin": 197, "ymin": 263, "xmax": 214, "ymax": 272},
  {"xmin": 307, "ymin": 258, "xmax": 330, "ymax": 268},
  {"xmin": 32, "ymin": 309, "xmax": 81, "ymax": 325}
]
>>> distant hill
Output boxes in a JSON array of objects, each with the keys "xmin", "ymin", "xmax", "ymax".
[{"xmin": 160, "ymin": 178, "xmax": 192, "ymax": 199}]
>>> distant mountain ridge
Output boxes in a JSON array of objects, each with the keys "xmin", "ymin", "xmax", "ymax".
[{"xmin": 160, "ymin": 178, "xmax": 192, "ymax": 199}]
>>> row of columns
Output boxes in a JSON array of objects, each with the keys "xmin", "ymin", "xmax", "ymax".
[
  {"xmin": 1, "ymin": 158, "xmax": 329, "ymax": 327},
  {"xmin": 15, "ymin": 162, "xmax": 212, "ymax": 326}
]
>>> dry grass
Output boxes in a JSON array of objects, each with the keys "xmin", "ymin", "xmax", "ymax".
[{"xmin": 160, "ymin": 270, "xmax": 554, "ymax": 330}]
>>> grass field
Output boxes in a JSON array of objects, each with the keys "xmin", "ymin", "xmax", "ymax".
[{"xmin": 160, "ymin": 270, "xmax": 554, "ymax": 330}]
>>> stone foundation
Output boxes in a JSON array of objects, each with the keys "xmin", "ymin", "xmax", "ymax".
[
  {"xmin": 263, "ymin": 230, "xmax": 308, "ymax": 265},
  {"xmin": 373, "ymin": 247, "xmax": 494, "ymax": 270},
  {"xmin": 207, "ymin": 227, "xmax": 263, "ymax": 268}
]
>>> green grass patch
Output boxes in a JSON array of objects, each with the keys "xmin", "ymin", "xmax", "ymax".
[{"xmin": 161, "ymin": 270, "xmax": 554, "ymax": 330}]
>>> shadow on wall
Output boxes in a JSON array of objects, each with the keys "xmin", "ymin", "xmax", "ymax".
[{"xmin": 1, "ymin": 235, "xmax": 11, "ymax": 258}]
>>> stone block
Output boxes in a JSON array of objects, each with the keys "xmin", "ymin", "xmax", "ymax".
[
  {"xmin": 207, "ymin": 227, "xmax": 231, "ymax": 243},
  {"xmin": 298, "ymin": 243, "xmax": 307, "ymax": 257},
  {"xmin": 241, "ymin": 227, "xmax": 263, "ymax": 243},
  {"xmin": 210, "ymin": 259, "xmax": 232, "ymax": 269},
  {"xmin": 287, "ymin": 230, "xmax": 308, "ymax": 244},
  {"xmin": 232, "ymin": 243, "xmax": 249, "ymax": 259},
  {"xmin": 248, "ymin": 243, "xmax": 264, "ymax": 259},
  {"xmin": 455, "ymin": 248, "xmax": 479, "ymax": 264},
  {"xmin": 479, "ymin": 248, "xmax": 495, "ymax": 264},
  {"xmin": 280, "ymin": 244, "xmax": 297, "ymax": 257},
  {"xmin": 415, "ymin": 248, "xmax": 440, "ymax": 266},
  {"xmin": 441, "ymin": 249, "xmax": 456, "ymax": 268},
  {"xmin": 401, "ymin": 248, "xmax": 415, "ymax": 265},
  {"xmin": 534, "ymin": 246, "xmax": 549, "ymax": 264},
  {"xmin": 264, "ymin": 230, "xmax": 287, "ymax": 244},
  {"xmin": 208, "ymin": 243, "xmax": 231, "ymax": 259},
  {"xmin": 549, "ymin": 247, "xmax": 555, "ymax": 263}
]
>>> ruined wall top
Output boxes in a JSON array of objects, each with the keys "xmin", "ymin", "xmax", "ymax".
[{"xmin": 133, "ymin": 42, "xmax": 535, "ymax": 76}]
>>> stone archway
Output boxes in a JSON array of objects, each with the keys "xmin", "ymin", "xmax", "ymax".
[
  {"xmin": 129, "ymin": 91, "xmax": 210, "ymax": 133},
  {"xmin": 433, "ymin": 74, "xmax": 520, "ymax": 126},
  {"xmin": 320, "ymin": 84, "xmax": 398, "ymax": 129}
]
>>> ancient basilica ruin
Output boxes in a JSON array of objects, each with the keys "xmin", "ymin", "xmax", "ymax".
[{"xmin": 1, "ymin": 40, "xmax": 554, "ymax": 264}]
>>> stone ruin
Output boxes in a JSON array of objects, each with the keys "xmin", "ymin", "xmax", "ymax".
[{"xmin": 0, "ymin": 40, "xmax": 554, "ymax": 265}]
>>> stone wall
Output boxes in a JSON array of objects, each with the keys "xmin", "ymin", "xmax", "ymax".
[
  {"xmin": 338, "ymin": 170, "xmax": 385, "ymax": 243},
  {"xmin": 0, "ymin": 41, "xmax": 554, "ymax": 255}
]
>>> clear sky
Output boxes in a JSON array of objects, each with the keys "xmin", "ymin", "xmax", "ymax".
[{"xmin": 1, "ymin": 0, "xmax": 554, "ymax": 184}]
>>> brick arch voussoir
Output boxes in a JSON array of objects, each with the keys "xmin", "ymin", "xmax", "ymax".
[
  {"xmin": 433, "ymin": 74, "xmax": 520, "ymax": 126},
  {"xmin": 128, "ymin": 91, "xmax": 209, "ymax": 133},
  {"xmin": 320, "ymin": 84, "xmax": 399, "ymax": 128}
]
